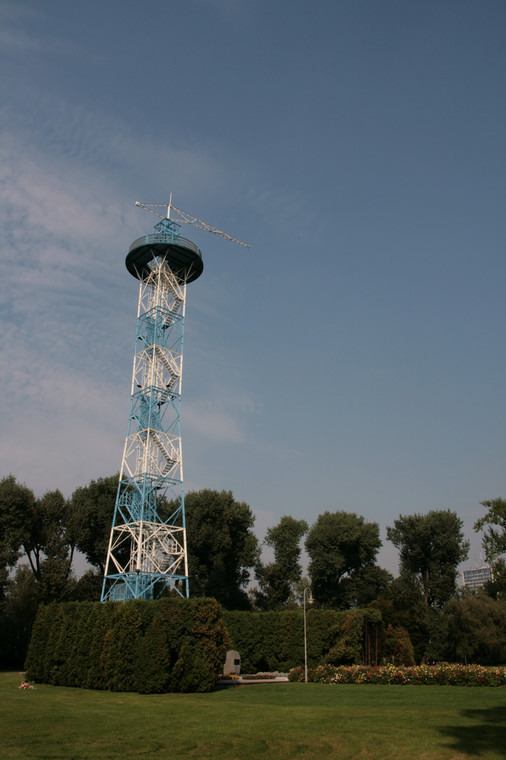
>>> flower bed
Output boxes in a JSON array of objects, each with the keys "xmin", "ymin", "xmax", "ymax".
[
  {"xmin": 241, "ymin": 673, "xmax": 279, "ymax": 680},
  {"xmin": 288, "ymin": 663, "xmax": 506, "ymax": 686}
]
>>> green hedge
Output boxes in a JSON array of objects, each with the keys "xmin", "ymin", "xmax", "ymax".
[
  {"xmin": 25, "ymin": 597, "xmax": 230, "ymax": 693},
  {"xmin": 223, "ymin": 608, "xmax": 381, "ymax": 672}
]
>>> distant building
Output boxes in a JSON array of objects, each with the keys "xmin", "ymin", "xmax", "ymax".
[{"xmin": 462, "ymin": 565, "xmax": 493, "ymax": 590}]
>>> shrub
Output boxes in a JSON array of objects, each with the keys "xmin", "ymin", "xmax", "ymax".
[
  {"xmin": 327, "ymin": 608, "xmax": 382, "ymax": 665},
  {"xmin": 23, "ymin": 601, "xmax": 56, "ymax": 683},
  {"xmin": 102, "ymin": 601, "xmax": 145, "ymax": 692},
  {"xmin": 445, "ymin": 594, "xmax": 506, "ymax": 665},
  {"xmin": 223, "ymin": 609, "xmax": 344, "ymax": 673},
  {"xmin": 25, "ymin": 597, "xmax": 229, "ymax": 693},
  {"xmin": 384, "ymin": 624, "xmax": 416, "ymax": 666}
]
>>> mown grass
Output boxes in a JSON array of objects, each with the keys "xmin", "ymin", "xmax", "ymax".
[{"xmin": 2, "ymin": 671, "xmax": 506, "ymax": 759}]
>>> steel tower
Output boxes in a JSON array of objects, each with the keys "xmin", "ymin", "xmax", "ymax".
[{"xmin": 101, "ymin": 200, "xmax": 248, "ymax": 602}]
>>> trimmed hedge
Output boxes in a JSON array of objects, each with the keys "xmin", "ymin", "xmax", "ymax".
[
  {"xmin": 223, "ymin": 608, "xmax": 382, "ymax": 672},
  {"xmin": 289, "ymin": 663, "xmax": 506, "ymax": 686},
  {"xmin": 25, "ymin": 597, "xmax": 230, "ymax": 693}
]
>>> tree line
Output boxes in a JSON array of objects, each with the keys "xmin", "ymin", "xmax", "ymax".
[{"xmin": 1, "ymin": 473, "xmax": 505, "ymax": 666}]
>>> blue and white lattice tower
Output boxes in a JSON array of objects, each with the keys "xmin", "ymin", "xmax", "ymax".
[{"xmin": 101, "ymin": 200, "xmax": 248, "ymax": 602}]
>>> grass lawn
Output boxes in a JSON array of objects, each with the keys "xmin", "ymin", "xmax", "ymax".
[{"xmin": 2, "ymin": 671, "xmax": 506, "ymax": 759}]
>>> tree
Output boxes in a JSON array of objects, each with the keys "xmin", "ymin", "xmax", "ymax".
[
  {"xmin": 383, "ymin": 624, "xmax": 416, "ymax": 666},
  {"xmin": 0, "ymin": 475, "xmax": 35, "ymax": 601},
  {"xmin": 0, "ymin": 565, "xmax": 39, "ymax": 668},
  {"xmin": 70, "ymin": 475, "xmax": 119, "ymax": 573},
  {"xmin": 184, "ymin": 489, "xmax": 260, "ymax": 609},
  {"xmin": 0, "ymin": 478, "xmax": 79, "ymax": 664},
  {"xmin": 305, "ymin": 511, "xmax": 381, "ymax": 608},
  {"xmin": 387, "ymin": 510, "xmax": 469, "ymax": 609},
  {"xmin": 474, "ymin": 498, "xmax": 506, "ymax": 561},
  {"xmin": 474, "ymin": 499, "xmax": 506, "ymax": 593},
  {"xmin": 73, "ymin": 569, "xmax": 104, "ymax": 601},
  {"xmin": 480, "ymin": 559, "xmax": 506, "ymax": 599},
  {"xmin": 445, "ymin": 593, "xmax": 506, "ymax": 665},
  {"xmin": 372, "ymin": 574, "xmax": 429, "ymax": 662},
  {"xmin": 254, "ymin": 516, "xmax": 308, "ymax": 609},
  {"xmin": 342, "ymin": 564, "xmax": 393, "ymax": 608},
  {"xmin": 22, "ymin": 489, "xmax": 70, "ymax": 579}
]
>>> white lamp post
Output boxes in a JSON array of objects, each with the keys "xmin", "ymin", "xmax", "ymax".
[{"xmin": 303, "ymin": 586, "xmax": 313, "ymax": 683}]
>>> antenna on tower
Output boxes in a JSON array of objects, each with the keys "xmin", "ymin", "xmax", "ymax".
[{"xmin": 135, "ymin": 199, "xmax": 250, "ymax": 248}]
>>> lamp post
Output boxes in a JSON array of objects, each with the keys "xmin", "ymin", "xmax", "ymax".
[{"xmin": 303, "ymin": 586, "xmax": 313, "ymax": 683}]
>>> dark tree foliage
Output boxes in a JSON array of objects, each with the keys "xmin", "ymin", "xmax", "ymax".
[
  {"xmin": 73, "ymin": 569, "xmax": 104, "ymax": 601},
  {"xmin": 474, "ymin": 498, "xmax": 506, "ymax": 593},
  {"xmin": 342, "ymin": 564, "xmax": 393, "ymax": 608},
  {"xmin": 372, "ymin": 574, "xmax": 428, "ymax": 662},
  {"xmin": 445, "ymin": 593, "xmax": 506, "ymax": 665},
  {"xmin": 0, "ymin": 477, "xmax": 76, "ymax": 592},
  {"xmin": 70, "ymin": 474, "xmax": 119, "ymax": 573},
  {"xmin": 24, "ymin": 489, "xmax": 76, "ymax": 603},
  {"xmin": 184, "ymin": 490, "xmax": 260, "ymax": 609},
  {"xmin": 474, "ymin": 498, "xmax": 506, "ymax": 562},
  {"xmin": 0, "ymin": 475, "xmax": 35, "ymax": 601},
  {"xmin": 481, "ymin": 559, "xmax": 506, "ymax": 599},
  {"xmin": 22, "ymin": 489, "xmax": 70, "ymax": 580},
  {"xmin": 0, "ymin": 565, "xmax": 39, "ymax": 668},
  {"xmin": 254, "ymin": 515, "xmax": 308, "ymax": 609},
  {"xmin": 327, "ymin": 607, "xmax": 382, "ymax": 665},
  {"xmin": 383, "ymin": 624, "xmax": 416, "ymax": 666},
  {"xmin": 305, "ymin": 511, "xmax": 381, "ymax": 608},
  {"xmin": 0, "ymin": 477, "xmax": 79, "ymax": 664},
  {"xmin": 387, "ymin": 509, "xmax": 469, "ymax": 608}
]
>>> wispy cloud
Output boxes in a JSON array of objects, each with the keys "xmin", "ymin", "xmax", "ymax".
[
  {"xmin": 184, "ymin": 389, "xmax": 257, "ymax": 444},
  {"xmin": 0, "ymin": 2, "xmax": 106, "ymax": 60},
  {"xmin": 0, "ymin": 89, "xmax": 265, "ymax": 497}
]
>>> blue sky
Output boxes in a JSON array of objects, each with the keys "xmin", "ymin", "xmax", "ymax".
[{"xmin": 1, "ymin": 0, "xmax": 505, "ymax": 576}]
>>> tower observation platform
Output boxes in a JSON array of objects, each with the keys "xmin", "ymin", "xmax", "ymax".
[{"xmin": 126, "ymin": 231, "xmax": 203, "ymax": 283}]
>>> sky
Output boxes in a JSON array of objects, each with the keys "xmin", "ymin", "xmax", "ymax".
[{"xmin": 1, "ymin": 0, "xmax": 505, "ymax": 578}]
